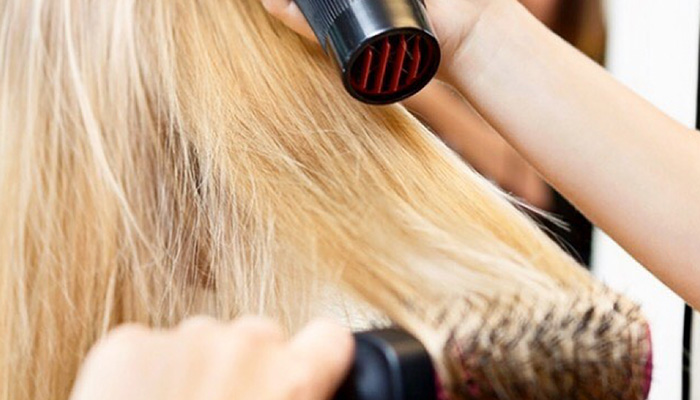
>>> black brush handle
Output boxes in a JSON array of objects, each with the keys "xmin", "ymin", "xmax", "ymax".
[{"xmin": 333, "ymin": 328, "xmax": 437, "ymax": 400}]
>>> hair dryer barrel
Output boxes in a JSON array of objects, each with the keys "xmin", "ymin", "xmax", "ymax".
[{"xmin": 293, "ymin": 0, "xmax": 441, "ymax": 105}]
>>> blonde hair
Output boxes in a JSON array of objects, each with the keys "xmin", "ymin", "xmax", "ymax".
[{"xmin": 0, "ymin": 0, "xmax": 647, "ymax": 399}]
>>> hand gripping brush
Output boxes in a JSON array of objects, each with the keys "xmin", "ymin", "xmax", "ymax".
[{"xmin": 332, "ymin": 293, "xmax": 653, "ymax": 400}]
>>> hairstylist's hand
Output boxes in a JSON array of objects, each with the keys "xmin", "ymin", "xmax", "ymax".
[
  {"xmin": 69, "ymin": 317, "xmax": 354, "ymax": 400},
  {"xmin": 260, "ymin": 0, "xmax": 509, "ymax": 72}
]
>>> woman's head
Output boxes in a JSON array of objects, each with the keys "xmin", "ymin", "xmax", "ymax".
[{"xmin": 0, "ymin": 0, "xmax": 648, "ymax": 399}]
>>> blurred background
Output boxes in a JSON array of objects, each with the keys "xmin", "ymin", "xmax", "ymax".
[{"xmin": 593, "ymin": 3, "xmax": 698, "ymax": 400}]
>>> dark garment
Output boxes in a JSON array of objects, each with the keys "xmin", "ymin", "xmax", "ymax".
[{"xmin": 553, "ymin": 191, "xmax": 593, "ymax": 266}]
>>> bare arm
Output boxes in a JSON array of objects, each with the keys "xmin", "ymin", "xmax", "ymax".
[
  {"xmin": 448, "ymin": 1, "xmax": 700, "ymax": 307},
  {"xmin": 262, "ymin": 0, "xmax": 700, "ymax": 307}
]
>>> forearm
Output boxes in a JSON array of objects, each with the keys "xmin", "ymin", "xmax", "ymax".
[{"xmin": 448, "ymin": 1, "xmax": 700, "ymax": 306}]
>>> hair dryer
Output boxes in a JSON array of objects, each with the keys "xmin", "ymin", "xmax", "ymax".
[{"xmin": 293, "ymin": 0, "xmax": 441, "ymax": 105}]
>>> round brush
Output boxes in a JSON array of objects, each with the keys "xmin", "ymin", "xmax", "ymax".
[
  {"xmin": 336, "ymin": 291, "xmax": 653, "ymax": 399},
  {"xmin": 293, "ymin": 0, "xmax": 441, "ymax": 105}
]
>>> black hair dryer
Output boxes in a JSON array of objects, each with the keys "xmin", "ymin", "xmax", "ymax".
[
  {"xmin": 293, "ymin": 0, "xmax": 441, "ymax": 105},
  {"xmin": 333, "ymin": 329, "xmax": 438, "ymax": 400}
]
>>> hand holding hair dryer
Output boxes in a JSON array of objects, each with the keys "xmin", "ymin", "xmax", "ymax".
[{"xmin": 293, "ymin": 0, "xmax": 441, "ymax": 104}]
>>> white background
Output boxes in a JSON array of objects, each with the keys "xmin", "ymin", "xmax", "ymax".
[{"xmin": 594, "ymin": 1, "xmax": 700, "ymax": 399}]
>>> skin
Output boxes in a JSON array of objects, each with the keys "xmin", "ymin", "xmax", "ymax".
[
  {"xmin": 262, "ymin": 0, "xmax": 560, "ymax": 210},
  {"xmin": 262, "ymin": 0, "xmax": 700, "ymax": 308},
  {"xmin": 70, "ymin": 317, "xmax": 354, "ymax": 400},
  {"xmin": 71, "ymin": 0, "xmax": 699, "ymax": 395},
  {"xmin": 405, "ymin": 0, "xmax": 561, "ymax": 210}
]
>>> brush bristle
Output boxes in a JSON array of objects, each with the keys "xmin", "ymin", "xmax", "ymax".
[{"xmin": 425, "ymin": 289, "xmax": 651, "ymax": 399}]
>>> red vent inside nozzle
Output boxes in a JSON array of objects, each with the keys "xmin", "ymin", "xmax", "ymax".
[{"xmin": 348, "ymin": 32, "xmax": 438, "ymax": 104}]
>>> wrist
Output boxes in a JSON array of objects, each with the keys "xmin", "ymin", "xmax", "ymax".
[{"xmin": 441, "ymin": 0, "xmax": 530, "ymax": 91}]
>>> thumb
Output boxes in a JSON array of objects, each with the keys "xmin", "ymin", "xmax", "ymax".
[
  {"xmin": 260, "ymin": 0, "xmax": 318, "ymax": 42},
  {"xmin": 287, "ymin": 320, "xmax": 355, "ymax": 400}
]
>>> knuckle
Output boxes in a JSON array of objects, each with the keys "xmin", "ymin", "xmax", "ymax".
[
  {"xmin": 232, "ymin": 316, "xmax": 284, "ymax": 342},
  {"xmin": 105, "ymin": 323, "xmax": 150, "ymax": 346},
  {"xmin": 176, "ymin": 315, "xmax": 220, "ymax": 337},
  {"xmin": 86, "ymin": 324, "xmax": 150, "ymax": 367}
]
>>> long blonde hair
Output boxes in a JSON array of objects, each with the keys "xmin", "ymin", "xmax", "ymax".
[{"xmin": 0, "ymin": 1, "xmax": 647, "ymax": 399}]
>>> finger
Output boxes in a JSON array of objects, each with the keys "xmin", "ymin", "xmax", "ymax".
[
  {"xmin": 287, "ymin": 320, "xmax": 355, "ymax": 400},
  {"xmin": 261, "ymin": 0, "xmax": 318, "ymax": 42},
  {"xmin": 177, "ymin": 315, "xmax": 222, "ymax": 334},
  {"xmin": 72, "ymin": 324, "xmax": 165, "ymax": 400},
  {"xmin": 230, "ymin": 315, "xmax": 286, "ymax": 344}
]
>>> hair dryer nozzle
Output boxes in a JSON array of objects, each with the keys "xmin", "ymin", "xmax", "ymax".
[{"xmin": 294, "ymin": 0, "xmax": 441, "ymax": 105}]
